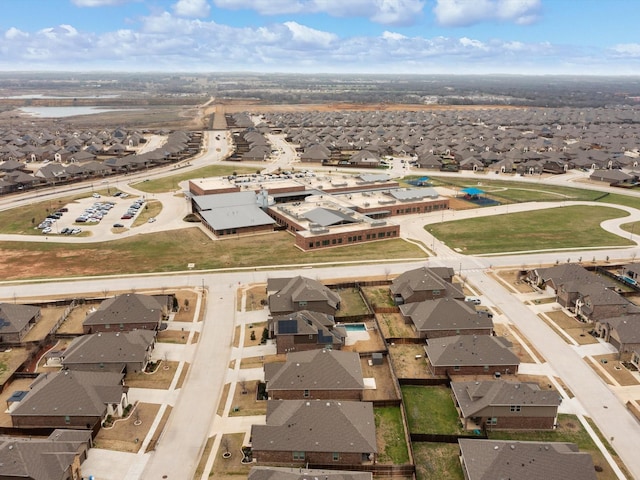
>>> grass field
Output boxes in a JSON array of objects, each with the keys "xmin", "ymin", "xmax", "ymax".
[
  {"xmin": 413, "ymin": 442, "xmax": 465, "ymax": 480},
  {"xmin": 424, "ymin": 176, "xmax": 640, "ymax": 207},
  {"xmin": 131, "ymin": 165, "xmax": 256, "ymax": 193},
  {"xmin": 0, "ymin": 229, "xmax": 426, "ymax": 280},
  {"xmin": 374, "ymin": 406, "xmax": 411, "ymax": 464},
  {"xmin": 402, "ymin": 385, "xmax": 465, "ymax": 435},
  {"xmin": 427, "ymin": 205, "xmax": 633, "ymax": 255}
]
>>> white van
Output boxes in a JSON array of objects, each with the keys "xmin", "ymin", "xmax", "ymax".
[{"xmin": 465, "ymin": 296, "xmax": 481, "ymax": 305}]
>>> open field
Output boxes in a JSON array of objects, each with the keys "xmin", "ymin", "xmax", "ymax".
[
  {"xmin": 428, "ymin": 206, "xmax": 633, "ymax": 255},
  {"xmin": 131, "ymin": 165, "xmax": 256, "ymax": 193},
  {"xmin": 427, "ymin": 175, "xmax": 640, "ymax": 211},
  {"xmin": 0, "ymin": 230, "xmax": 426, "ymax": 280},
  {"xmin": 488, "ymin": 414, "xmax": 629, "ymax": 480},
  {"xmin": 413, "ymin": 442, "xmax": 465, "ymax": 480}
]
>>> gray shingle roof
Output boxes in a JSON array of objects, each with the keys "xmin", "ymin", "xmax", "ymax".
[
  {"xmin": 62, "ymin": 330, "xmax": 155, "ymax": 370},
  {"xmin": 400, "ymin": 298, "xmax": 493, "ymax": 333},
  {"xmin": 0, "ymin": 303, "xmax": 40, "ymax": 334},
  {"xmin": 458, "ymin": 439, "xmax": 597, "ymax": 480},
  {"xmin": 265, "ymin": 349, "xmax": 364, "ymax": 391},
  {"xmin": 11, "ymin": 370, "xmax": 124, "ymax": 418},
  {"xmin": 83, "ymin": 293, "xmax": 162, "ymax": 328},
  {"xmin": 425, "ymin": 335, "xmax": 520, "ymax": 368},
  {"xmin": 451, "ymin": 381, "xmax": 560, "ymax": 418},
  {"xmin": 252, "ymin": 400, "xmax": 377, "ymax": 454},
  {"xmin": 269, "ymin": 276, "xmax": 340, "ymax": 314}
]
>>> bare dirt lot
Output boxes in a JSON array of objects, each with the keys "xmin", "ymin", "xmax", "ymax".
[
  {"xmin": 388, "ymin": 344, "xmax": 432, "ymax": 379},
  {"xmin": 94, "ymin": 402, "xmax": 160, "ymax": 453}
]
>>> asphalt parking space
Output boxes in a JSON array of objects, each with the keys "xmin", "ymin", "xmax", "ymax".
[{"xmin": 44, "ymin": 192, "xmax": 147, "ymax": 238}]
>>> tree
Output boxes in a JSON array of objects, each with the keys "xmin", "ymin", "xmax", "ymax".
[
  {"xmin": 184, "ymin": 298, "xmax": 190, "ymax": 311},
  {"xmin": 250, "ymin": 330, "xmax": 256, "ymax": 341}
]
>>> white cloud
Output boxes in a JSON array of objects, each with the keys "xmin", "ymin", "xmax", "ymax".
[
  {"xmin": 284, "ymin": 21, "xmax": 337, "ymax": 48},
  {"xmin": 1, "ymin": 11, "xmax": 638, "ymax": 74},
  {"xmin": 433, "ymin": 0, "xmax": 541, "ymax": 27},
  {"xmin": 382, "ymin": 31, "xmax": 408, "ymax": 41},
  {"xmin": 212, "ymin": 0, "xmax": 424, "ymax": 25},
  {"xmin": 71, "ymin": 0, "xmax": 133, "ymax": 6},
  {"xmin": 612, "ymin": 43, "xmax": 640, "ymax": 57},
  {"xmin": 173, "ymin": 0, "xmax": 210, "ymax": 18}
]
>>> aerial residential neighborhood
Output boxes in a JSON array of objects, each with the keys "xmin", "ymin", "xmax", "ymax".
[{"xmin": 2, "ymin": 72, "xmax": 640, "ymax": 480}]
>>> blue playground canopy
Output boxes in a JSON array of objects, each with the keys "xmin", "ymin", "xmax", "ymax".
[{"xmin": 461, "ymin": 187, "xmax": 485, "ymax": 196}]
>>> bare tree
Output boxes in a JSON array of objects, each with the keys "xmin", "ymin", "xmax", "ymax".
[{"xmin": 240, "ymin": 378, "xmax": 248, "ymax": 395}]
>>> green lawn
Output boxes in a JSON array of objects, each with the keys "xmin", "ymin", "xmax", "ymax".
[
  {"xmin": 374, "ymin": 406, "xmax": 410, "ymax": 464},
  {"xmin": 427, "ymin": 205, "xmax": 634, "ymax": 255},
  {"xmin": 413, "ymin": 442, "xmax": 464, "ymax": 480},
  {"xmin": 131, "ymin": 165, "xmax": 257, "ymax": 193},
  {"xmin": 0, "ymin": 229, "xmax": 427, "ymax": 280},
  {"xmin": 402, "ymin": 385, "xmax": 465, "ymax": 435}
]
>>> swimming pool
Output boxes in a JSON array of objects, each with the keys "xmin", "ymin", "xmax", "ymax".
[{"xmin": 343, "ymin": 323, "xmax": 367, "ymax": 332}]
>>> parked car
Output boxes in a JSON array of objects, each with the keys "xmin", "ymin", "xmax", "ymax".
[
  {"xmin": 148, "ymin": 217, "xmax": 156, "ymax": 223},
  {"xmin": 113, "ymin": 223, "xmax": 124, "ymax": 228},
  {"xmin": 92, "ymin": 193, "xmax": 101, "ymax": 198},
  {"xmin": 121, "ymin": 214, "xmax": 132, "ymax": 219}
]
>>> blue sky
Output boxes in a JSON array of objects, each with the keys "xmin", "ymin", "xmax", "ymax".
[{"xmin": 1, "ymin": 0, "xmax": 639, "ymax": 74}]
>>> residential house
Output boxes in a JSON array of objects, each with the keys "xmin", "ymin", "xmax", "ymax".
[
  {"xmin": 82, "ymin": 293, "xmax": 164, "ymax": 334},
  {"xmin": 248, "ymin": 467, "xmax": 372, "ymax": 480},
  {"xmin": 424, "ymin": 335, "xmax": 520, "ymax": 376},
  {"xmin": 458, "ymin": 439, "xmax": 597, "ymax": 480},
  {"xmin": 399, "ymin": 298, "xmax": 493, "ymax": 339},
  {"xmin": 268, "ymin": 276, "xmax": 341, "ymax": 316},
  {"xmin": 390, "ymin": 266, "xmax": 463, "ymax": 305},
  {"xmin": 574, "ymin": 283, "xmax": 636, "ymax": 322},
  {"xmin": 590, "ymin": 169, "xmax": 635, "ymax": 185},
  {"xmin": 595, "ymin": 314, "xmax": 640, "ymax": 359},
  {"xmin": 10, "ymin": 370, "xmax": 127, "ymax": 430},
  {"xmin": 0, "ymin": 303, "xmax": 41, "ymax": 344},
  {"xmin": 61, "ymin": 330, "xmax": 156, "ymax": 373},
  {"xmin": 0, "ymin": 429, "xmax": 92, "ymax": 480},
  {"xmin": 265, "ymin": 349, "xmax": 364, "ymax": 400},
  {"xmin": 451, "ymin": 380, "xmax": 560, "ymax": 430},
  {"xmin": 251, "ymin": 400, "xmax": 377, "ymax": 465},
  {"xmin": 269, "ymin": 310, "xmax": 346, "ymax": 354}
]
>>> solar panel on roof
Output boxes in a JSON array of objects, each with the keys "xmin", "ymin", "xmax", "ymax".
[{"xmin": 278, "ymin": 319, "xmax": 299, "ymax": 334}]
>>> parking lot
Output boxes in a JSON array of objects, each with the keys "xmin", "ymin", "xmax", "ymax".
[{"xmin": 35, "ymin": 191, "xmax": 150, "ymax": 238}]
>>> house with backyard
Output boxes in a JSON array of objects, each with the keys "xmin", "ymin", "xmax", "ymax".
[{"xmin": 268, "ymin": 310, "xmax": 346, "ymax": 354}]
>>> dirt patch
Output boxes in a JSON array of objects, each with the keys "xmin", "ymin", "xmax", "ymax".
[
  {"xmin": 543, "ymin": 310, "xmax": 597, "ymax": 345},
  {"xmin": 592, "ymin": 354, "xmax": 640, "ymax": 386},
  {"xmin": 492, "ymin": 268, "xmax": 536, "ymax": 294},
  {"xmin": 238, "ymin": 284, "xmax": 267, "ymax": 312},
  {"xmin": 240, "ymin": 356, "xmax": 264, "ymax": 369},
  {"xmin": 243, "ymin": 322, "xmax": 266, "ymax": 348},
  {"xmin": 210, "ymin": 432, "xmax": 251, "ymax": 479},
  {"xmin": 145, "ymin": 406, "xmax": 172, "ymax": 453},
  {"xmin": 0, "ymin": 377, "xmax": 34, "ymax": 427},
  {"xmin": 493, "ymin": 324, "xmax": 536, "ymax": 364},
  {"xmin": 57, "ymin": 302, "xmax": 101, "ymax": 334},
  {"xmin": 377, "ymin": 313, "xmax": 415, "ymax": 339},
  {"xmin": 361, "ymin": 356, "xmax": 400, "ymax": 402},
  {"xmin": 228, "ymin": 380, "xmax": 267, "ymax": 417},
  {"xmin": 173, "ymin": 290, "xmax": 198, "ymax": 322},
  {"xmin": 124, "ymin": 360, "xmax": 179, "ymax": 389},
  {"xmin": 388, "ymin": 344, "xmax": 432, "ymax": 379},
  {"xmin": 157, "ymin": 329, "xmax": 188, "ymax": 344},
  {"xmin": 94, "ymin": 402, "xmax": 160, "ymax": 453},
  {"xmin": 216, "ymin": 383, "xmax": 231, "ymax": 416},
  {"xmin": 0, "ymin": 347, "xmax": 31, "ymax": 386},
  {"xmin": 232, "ymin": 325, "xmax": 241, "ymax": 348}
]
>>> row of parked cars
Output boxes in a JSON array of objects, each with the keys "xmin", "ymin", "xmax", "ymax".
[
  {"xmin": 36, "ymin": 207, "xmax": 69, "ymax": 234},
  {"xmin": 76, "ymin": 201, "xmax": 115, "ymax": 224},
  {"xmin": 121, "ymin": 198, "xmax": 145, "ymax": 220}
]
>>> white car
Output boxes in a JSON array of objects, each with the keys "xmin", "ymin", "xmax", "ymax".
[
  {"xmin": 148, "ymin": 217, "xmax": 156, "ymax": 223},
  {"xmin": 92, "ymin": 193, "xmax": 101, "ymax": 198},
  {"xmin": 42, "ymin": 227, "xmax": 52, "ymax": 234}
]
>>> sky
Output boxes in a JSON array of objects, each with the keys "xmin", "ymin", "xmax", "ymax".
[{"xmin": 1, "ymin": 0, "xmax": 640, "ymax": 75}]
